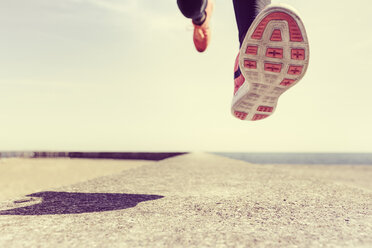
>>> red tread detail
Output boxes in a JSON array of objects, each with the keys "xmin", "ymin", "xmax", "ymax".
[
  {"xmin": 280, "ymin": 78, "xmax": 296, "ymax": 86},
  {"xmin": 245, "ymin": 46, "xmax": 258, "ymax": 55},
  {"xmin": 234, "ymin": 111, "xmax": 248, "ymax": 120},
  {"xmin": 291, "ymin": 49, "xmax": 305, "ymax": 60},
  {"xmin": 288, "ymin": 65, "xmax": 303, "ymax": 75},
  {"xmin": 252, "ymin": 114, "xmax": 269, "ymax": 121},
  {"xmin": 251, "ymin": 12, "xmax": 303, "ymax": 42},
  {"xmin": 264, "ymin": 63, "xmax": 282, "ymax": 73},
  {"xmin": 257, "ymin": 106, "xmax": 273, "ymax": 112},
  {"xmin": 266, "ymin": 48, "xmax": 283, "ymax": 58},
  {"xmin": 270, "ymin": 29, "xmax": 282, "ymax": 41},
  {"xmin": 244, "ymin": 60, "xmax": 257, "ymax": 69}
]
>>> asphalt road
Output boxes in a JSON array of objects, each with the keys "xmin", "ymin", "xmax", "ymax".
[{"xmin": 0, "ymin": 153, "xmax": 371, "ymax": 247}]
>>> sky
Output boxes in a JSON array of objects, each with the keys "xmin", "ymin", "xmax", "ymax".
[{"xmin": 1, "ymin": 0, "xmax": 371, "ymax": 152}]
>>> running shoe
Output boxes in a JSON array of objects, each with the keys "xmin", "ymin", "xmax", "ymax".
[
  {"xmin": 232, "ymin": 4, "xmax": 309, "ymax": 121},
  {"xmin": 193, "ymin": 0, "xmax": 214, "ymax": 52}
]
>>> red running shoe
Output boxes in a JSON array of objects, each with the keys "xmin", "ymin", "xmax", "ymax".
[
  {"xmin": 193, "ymin": 0, "xmax": 214, "ymax": 52},
  {"xmin": 232, "ymin": 4, "xmax": 309, "ymax": 121}
]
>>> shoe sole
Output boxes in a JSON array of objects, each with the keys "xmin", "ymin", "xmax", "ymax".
[{"xmin": 232, "ymin": 4, "xmax": 309, "ymax": 121}]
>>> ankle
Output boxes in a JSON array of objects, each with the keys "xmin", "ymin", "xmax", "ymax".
[{"xmin": 192, "ymin": 11, "xmax": 206, "ymax": 26}]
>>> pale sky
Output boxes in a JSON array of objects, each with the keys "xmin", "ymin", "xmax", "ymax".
[{"xmin": 1, "ymin": 0, "xmax": 371, "ymax": 152}]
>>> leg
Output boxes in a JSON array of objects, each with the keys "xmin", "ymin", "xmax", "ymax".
[
  {"xmin": 177, "ymin": 0, "xmax": 208, "ymax": 25},
  {"xmin": 232, "ymin": 0, "xmax": 271, "ymax": 47}
]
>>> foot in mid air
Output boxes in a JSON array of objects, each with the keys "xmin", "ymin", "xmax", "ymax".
[
  {"xmin": 193, "ymin": 0, "xmax": 214, "ymax": 52},
  {"xmin": 232, "ymin": 4, "xmax": 309, "ymax": 121}
]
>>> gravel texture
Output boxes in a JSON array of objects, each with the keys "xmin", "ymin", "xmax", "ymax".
[{"xmin": 0, "ymin": 153, "xmax": 371, "ymax": 247}]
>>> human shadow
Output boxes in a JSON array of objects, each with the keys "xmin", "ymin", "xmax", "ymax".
[{"xmin": 0, "ymin": 191, "xmax": 164, "ymax": 216}]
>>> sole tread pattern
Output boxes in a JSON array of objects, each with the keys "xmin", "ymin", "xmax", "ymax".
[{"xmin": 232, "ymin": 4, "xmax": 309, "ymax": 121}]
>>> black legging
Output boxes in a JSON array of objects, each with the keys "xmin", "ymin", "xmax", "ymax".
[
  {"xmin": 177, "ymin": 0, "xmax": 271, "ymax": 47},
  {"xmin": 177, "ymin": 0, "xmax": 207, "ymax": 25}
]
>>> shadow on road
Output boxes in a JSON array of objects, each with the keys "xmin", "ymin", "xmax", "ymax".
[{"xmin": 0, "ymin": 191, "xmax": 164, "ymax": 215}]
